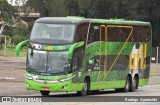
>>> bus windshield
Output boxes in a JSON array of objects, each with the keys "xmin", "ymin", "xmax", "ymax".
[
  {"xmin": 30, "ymin": 23, "xmax": 75, "ymax": 44},
  {"xmin": 27, "ymin": 48, "xmax": 70, "ymax": 74}
]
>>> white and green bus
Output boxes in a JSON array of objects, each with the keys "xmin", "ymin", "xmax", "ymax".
[{"xmin": 16, "ymin": 17, "xmax": 152, "ymax": 96}]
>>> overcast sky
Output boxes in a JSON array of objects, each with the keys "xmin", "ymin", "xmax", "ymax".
[{"xmin": 7, "ymin": 0, "xmax": 27, "ymax": 6}]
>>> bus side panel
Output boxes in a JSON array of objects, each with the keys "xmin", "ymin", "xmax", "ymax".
[
  {"xmin": 137, "ymin": 41, "xmax": 152, "ymax": 86},
  {"xmin": 84, "ymin": 42, "xmax": 133, "ymax": 90}
]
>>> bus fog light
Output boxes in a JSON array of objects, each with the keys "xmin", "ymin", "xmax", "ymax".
[{"xmin": 25, "ymin": 83, "xmax": 30, "ymax": 87}]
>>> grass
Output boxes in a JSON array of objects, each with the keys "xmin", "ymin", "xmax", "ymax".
[
  {"xmin": 0, "ymin": 48, "xmax": 27, "ymax": 57},
  {"xmin": 150, "ymin": 74, "xmax": 160, "ymax": 77}
]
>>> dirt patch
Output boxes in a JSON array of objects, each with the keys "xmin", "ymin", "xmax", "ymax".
[{"xmin": 0, "ymin": 56, "xmax": 26, "ymax": 82}]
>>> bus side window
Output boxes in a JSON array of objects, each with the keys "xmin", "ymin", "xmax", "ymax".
[
  {"xmin": 75, "ymin": 23, "xmax": 89, "ymax": 42},
  {"xmin": 145, "ymin": 27, "xmax": 151, "ymax": 41},
  {"xmin": 72, "ymin": 57, "xmax": 79, "ymax": 71},
  {"xmin": 130, "ymin": 26, "xmax": 151, "ymax": 42},
  {"xmin": 87, "ymin": 24, "xmax": 100, "ymax": 44}
]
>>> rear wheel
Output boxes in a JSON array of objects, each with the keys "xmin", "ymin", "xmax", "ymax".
[
  {"xmin": 135, "ymin": 76, "xmax": 139, "ymax": 89},
  {"xmin": 123, "ymin": 76, "xmax": 130, "ymax": 92},
  {"xmin": 130, "ymin": 76, "xmax": 137, "ymax": 92},
  {"xmin": 77, "ymin": 79, "xmax": 89, "ymax": 96},
  {"xmin": 40, "ymin": 90, "xmax": 50, "ymax": 96},
  {"xmin": 115, "ymin": 76, "xmax": 130, "ymax": 92}
]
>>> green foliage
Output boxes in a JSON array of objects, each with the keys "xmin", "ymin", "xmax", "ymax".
[
  {"xmin": 0, "ymin": 0, "xmax": 16, "ymax": 22},
  {"xmin": 12, "ymin": 34, "xmax": 27, "ymax": 45},
  {"xmin": 25, "ymin": 0, "xmax": 67, "ymax": 17},
  {"xmin": 24, "ymin": 0, "xmax": 160, "ymax": 47},
  {"xmin": 0, "ymin": 48, "xmax": 27, "ymax": 56},
  {"xmin": 0, "ymin": 35, "xmax": 27, "ymax": 56}
]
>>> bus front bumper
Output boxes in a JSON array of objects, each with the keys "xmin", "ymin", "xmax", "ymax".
[{"xmin": 25, "ymin": 78, "xmax": 79, "ymax": 92}]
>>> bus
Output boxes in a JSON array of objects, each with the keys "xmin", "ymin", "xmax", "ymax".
[{"xmin": 16, "ymin": 17, "xmax": 152, "ymax": 96}]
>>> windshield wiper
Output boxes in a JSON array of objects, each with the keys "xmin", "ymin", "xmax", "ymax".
[
  {"xmin": 27, "ymin": 68, "xmax": 43, "ymax": 74},
  {"xmin": 47, "ymin": 70, "xmax": 63, "ymax": 73}
]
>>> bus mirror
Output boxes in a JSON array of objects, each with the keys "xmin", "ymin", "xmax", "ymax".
[
  {"xmin": 89, "ymin": 59, "xmax": 94, "ymax": 64},
  {"xmin": 16, "ymin": 40, "xmax": 29, "ymax": 56}
]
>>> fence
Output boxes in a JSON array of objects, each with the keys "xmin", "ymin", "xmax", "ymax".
[
  {"xmin": 0, "ymin": 36, "xmax": 7, "ymax": 56},
  {"xmin": 151, "ymin": 47, "xmax": 160, "ymax": 63}
]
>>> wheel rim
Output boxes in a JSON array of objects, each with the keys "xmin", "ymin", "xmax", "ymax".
[
  {"xmin": 133, "ymin": 78, "xmax": 136, "ymax": 88},
  {"xmin": 83, "ymin": 82, "xmax": 87, "ymax": 92},
  {"xmin": 126, "ymin": 79, "xmax": 129, "ymax": 90}
]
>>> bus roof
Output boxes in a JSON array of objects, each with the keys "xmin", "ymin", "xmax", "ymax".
[
  {"xmin": 35, "ymin": 17, "xmax": 90, "ymax": 24},
  {"xmin": 91, "ymin": 19, "xmax": 151, "ymax": 26},
  {"xmin": 36, "ymin": 17, "xmax": 151, "ymax": 26}
]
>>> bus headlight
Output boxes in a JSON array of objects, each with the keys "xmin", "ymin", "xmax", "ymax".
[
  {"xmin": 59, "ymin": 74, "xmax": 76, "ymax": 82},
  {"xmin": 25, "ymin": 74, "xmax": 33, "ymax": 80}
]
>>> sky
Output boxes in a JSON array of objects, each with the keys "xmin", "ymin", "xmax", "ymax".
[{"xmin": 7, "ymin": 0, "xmax": 27, "ymax": 6}]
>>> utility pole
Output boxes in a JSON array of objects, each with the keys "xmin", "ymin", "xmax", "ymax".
[
  {"xmin": 157, "ymin": 47, "xmax": 159, "ymax": 73},
  {"xmin": 0, "ymin": 23, "xmax": 10, "ymax": 56}
]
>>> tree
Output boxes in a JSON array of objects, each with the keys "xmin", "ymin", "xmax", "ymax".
[
  {"xmin": 0, "ymin": 0, "xmax": 16, "ymax": 23},
  {"xmin": 23, "ymin": 0, "xmax": 160, "ymax": 47},
  {"xmin": 25, "ymin": 0, "xmax": 67, "ymax": 17},
  {"xmin": 65, "ymin": 0, "xmax": 80, "ymax": 16}
]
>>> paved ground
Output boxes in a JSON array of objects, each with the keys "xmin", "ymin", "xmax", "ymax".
[
  {"xmin": 0, "ymin": 57, "xmax": 26, "ymax": 82},
  {"xmin": 0, "ymin": 56, "xmax": 160, "ymax": 104},
  {"xmin": 0, "ymin": 82, "xmax": 160, "ymax": 105}
]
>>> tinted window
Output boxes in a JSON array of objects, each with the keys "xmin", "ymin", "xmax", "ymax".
[
  {"xmin": 108, "ymin": 26, "xmax": 151, "ymax": 42},
  {"xmin": 87, "ymin": 24, "xmax": 151, "ymax": 43},
  {"xmin": 108, "ymin": 27, "xmax": 132, "ymax": 42},
  {"xmin": 99, "ymin": 55, "xmax": 128, "ymax": 70},
  {"xmin": 75, "ymin": 23, "xmax": 89, "ymax": 42},
  {"xmin": 30, "ymin": 23, "xmax": 76, "ymax": 44},
  {"xmin": 129, "ymin": 26, "xmax": 151, "ymax": 42},
  {"xmin": 87, "ymin": 24, "xmax": 100, "ymax": 44}
]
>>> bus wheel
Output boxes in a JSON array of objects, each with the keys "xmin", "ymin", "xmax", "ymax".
[
  {"xmin": 135, "ymin": 76, "xmax": 139, "ymax": 89},
  {"xmin": 77, "ymin": 79, "xmax": 89, "ymax": 96},
  {"xmin": 40, "ymin": 90, "xmax": 50, "ymax": 96},
  {"xmin": 123, "ymin": 76, "xmax": 130, "ymax": 92},
  {"xmin": 115, "ymin": 76, "xmax": 130, "ymax": 92},
  {"xmin": 130, "ymin": 76, "xmax": 136, "ymax": 92}
]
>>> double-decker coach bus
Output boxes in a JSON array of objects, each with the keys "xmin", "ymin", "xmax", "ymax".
[{"xmin": 16, "ymin": 17, "xmax": 152, "ymax": 96}]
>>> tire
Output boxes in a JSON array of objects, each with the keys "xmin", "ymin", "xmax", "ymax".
[
  {"xmin": 130, "ymin": 76, "xmax": 136, "ymax": 92},
  {"xmin": 123, "ymin": 76, "xmax": 130, "ymax": 92},
  {"xmin": 77, "ymin": 79, "xmax": 89, "ymax": 96},
  {"xmin": 40, "ymin": 90, "xmax": 50, "ymax": 96},
  {"xmin": 115, "ymin": 76, "xmax": 130, "ymax": 92},
  {"xmin": 135, "ymin": 76, "xmax": 139, "ymax": 89}
]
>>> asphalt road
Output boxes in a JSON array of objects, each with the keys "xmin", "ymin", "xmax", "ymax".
[
  {"xmin": 0, "ymin": 82, "xmax": 160, "ymax": 105},
  {"xmin": 0, "ymin": 81, "xmax": 159, "ymax": 96}
]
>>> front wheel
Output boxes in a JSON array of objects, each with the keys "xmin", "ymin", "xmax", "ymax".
[
  {"xmin": 77, "ymin": 79, "xmax": 89, "ymax": 96},
  {"xmin": 40, "ymin": 90, "xmax": 50, "ymax": 96}
]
